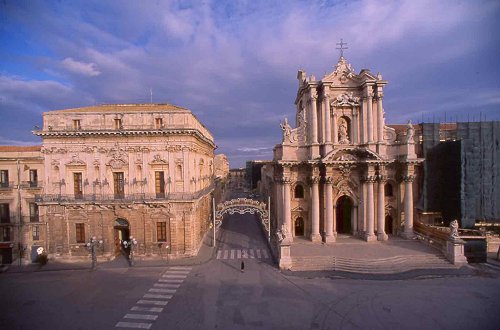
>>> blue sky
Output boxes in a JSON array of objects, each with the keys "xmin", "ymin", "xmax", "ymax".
[{"xmin": 1, "ymin": 0, "xmax": 499, "ymax": 167}]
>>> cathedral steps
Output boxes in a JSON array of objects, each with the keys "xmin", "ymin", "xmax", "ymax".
[{"xmin": 291, "ymin": 254, "xmax": 458, "ymax": 274}]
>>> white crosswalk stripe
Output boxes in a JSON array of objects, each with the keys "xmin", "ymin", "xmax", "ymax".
[
  {"xmin": 216, "ymin": 248, "xmax": 269, "ymax": 260},
  {"xmin": 116, "ymin": 266, "xmax": 192, "ymax": 329},
  {"xmin": 116, "ymin": 321, "xmax": 152, "ymax": 329},
  {"xmin": 124, "ymin": 314, "xmax": 158, "ymax": 321}
]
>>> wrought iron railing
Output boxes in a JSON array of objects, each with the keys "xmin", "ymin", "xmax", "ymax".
[
  {"xmin": 0, "ymin": 181, "xmax": 14, "ymax": 189},
  {"xmin": 35, "ymin": 185, "xmax": 214, "ymax": 203}
]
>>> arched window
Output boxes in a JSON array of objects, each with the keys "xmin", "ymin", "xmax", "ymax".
[
  {"xmin": 385, "ymin": 183, "xmax": 393, "ymax": 197},
  {"xmin": 294, "ymin": 184, "xmax": 304, "ymax": 199}
]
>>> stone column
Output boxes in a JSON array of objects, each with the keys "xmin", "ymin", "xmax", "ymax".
[
  {"xmin": 352, "ymin": 108, "xmax": 358, "ymax": 144},
  {"xmin": 310, "ymin": 93, "xmax": 318, "ymax": 144},
  {"xmin": 377, "ymin": 93, "xmax": 384, "ymax": 143},
  {"xmin": 310, "ymin": 175, "xmax": 321, "ymax": 242},
  {"xmin": 402, "ymin": 174, "xmax": 415, "ymax": 239},
  {"xmin": 364, "ymin": 175, "xmax": 376, "ymax": 241},
  {"xmin": 324, "ymin": 177, "xmax": 335, "ymax": 243},
  {"xmin": 283, "ymin": 177, "xmax": 292, "ymax": 242},
  {"xmin": 366, "ymin": 87, "xmax": 374, "ymax": 143},
  {"xmin": 377, "ymin": 174, "xmax": 388, "ymax": 241},
  {"xmin": 324, "ymin": 94, "xmax": 332, "ymax": 146},
  {"xmin": 332, "ymin": 113, "xmax": 338, "ymax": 144}
]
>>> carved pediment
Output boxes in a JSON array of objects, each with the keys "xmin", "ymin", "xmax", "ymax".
[
  {"xmin": 66, "ymin": 155, "xmax": 86, "ymax": 167},
  {"xmin": 332, "ymin": 92, "xmax": 360, "ymax": 107},
  {"xmin": 322, "ymin": 57, "xmax": 359, "ymax": 86},
  {"xmin": 107, "ymin": 146, "xmax": 128, "ymax": 169},
  {"xmin": 323, "ymin": 147, "xmax": 383, "ymax": 163},
  {"xmin": 149, "ymin": 154, "xmax": 168, "ymax": 165}
]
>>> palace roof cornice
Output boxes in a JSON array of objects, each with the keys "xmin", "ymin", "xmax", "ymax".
[{"xmin": 32, "ymin": 128, "xmax": 216, "ymax": 148}]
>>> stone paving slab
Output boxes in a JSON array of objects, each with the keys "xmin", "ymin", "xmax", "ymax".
[{"xmin": 290, "ymin": 236, "xmax": 443, "ymax": 259}]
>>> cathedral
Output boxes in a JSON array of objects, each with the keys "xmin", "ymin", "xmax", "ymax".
[{"xmin": 265, "ymin": 55, "xmax": 423, "ymax": 266}]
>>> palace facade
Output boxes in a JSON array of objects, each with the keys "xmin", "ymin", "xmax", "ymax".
[
  {"xmin": 265, "ymin": 56, "xmax": 422, "ymax": 255},
  {"xmin": 0, "ymin": 104, "xmax": 216, "ymax": 263}
]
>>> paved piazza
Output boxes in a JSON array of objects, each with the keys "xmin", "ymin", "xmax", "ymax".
[{"xmin": 1, "ymin": 212, "xmax": 499, "ymax": 329}]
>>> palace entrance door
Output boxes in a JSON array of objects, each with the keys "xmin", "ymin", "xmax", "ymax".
[
  {"xmin": 114, "ymin": 218, "xmax": 130, "ymax": 256},
  {"xmin": 336, "ymin": 196, "xmax": 352, "ymax": 234}
]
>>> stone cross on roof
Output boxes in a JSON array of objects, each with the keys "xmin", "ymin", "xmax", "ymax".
[{"xmin": 336, "ymin": 38, "xmax": 348, "ymax": 58}]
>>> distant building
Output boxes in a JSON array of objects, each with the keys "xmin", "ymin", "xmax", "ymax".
[
  {"xmin": 214, "ymin": 154, "xmax": 229, "ymax": 179},
  {"xmin": 228, "ymin": 168, "xmax": 246, "ymax": 190},
  {"xmin": 0, "ymin": 146, "xmax": 44, "ymax": 264},
  {"xmin": 418, "ymin": 122, "xmax": 500, "ymax": 228},
  {"xmin": 0, "ymin": 104, "xmax": 215, "ymax": 264},
  {"xmin": 245, "ymin": 160, "xmax": 270, "ymax": 190}
]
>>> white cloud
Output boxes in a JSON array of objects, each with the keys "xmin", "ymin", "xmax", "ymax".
[{"xmin": 61, "ymin": 57, "xmax": 101, "ymax": 76}]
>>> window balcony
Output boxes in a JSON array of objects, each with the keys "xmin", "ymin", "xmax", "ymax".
[
  {"xmin": 22, "ymin": 181, "xmax": 43, "ymax": 189},
  {"xmin": 0, "ymin": 181, "xmax": 13, "ymax": 190}
]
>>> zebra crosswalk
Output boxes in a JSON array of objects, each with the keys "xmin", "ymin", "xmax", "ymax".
[
  {"xmin": 216, "ymin": 248, "xmax": 269, "ymax": 260},
  {"xmin": 115, "ymin": 266, "xmax": 193, "ymax": 329}
]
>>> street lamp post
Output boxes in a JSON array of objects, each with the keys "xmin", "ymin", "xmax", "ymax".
[
  {"xmin": 86, "ymin": 236, "xmax": 103, "ymax": 270},
  {"xmin": 123, "ymin": 236, "xmax": 138, "ymax": 266}
]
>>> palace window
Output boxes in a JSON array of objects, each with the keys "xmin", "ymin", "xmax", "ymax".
[
  {"xmin": 0, "ymin": 204, "xmax": 10, "ymax": 223},
  {"xmin": 29, "ymin": 203, "xmax": 39, "ymax": 222},
  {"xmin": 114, "ymin": 118, "xmax": 122, "ymax": 130},
  {"xmin": 32, "ymin": 226, "xmax": 40, "ymax": 241},
  {"xmin": 1, "ymin": 227, "xmax": 11, "ymax": 242},
  {"xmin": 75, "ymin": 223, "xmax": 85, "ymax": 243},
  {"xmin": 29, "ymin": 169, "xmax": 38, "ymax": 187},
  {"xmin": 175, "ymin": 164, "xmax": 183, "ymax": 181},
  {"xmin": 155, "ymin": 171, "xmax": 165, "ymax": 198},
  {"xmin": 294, "ymin": 184, "xmax": 304, "ymax": 199},
  {"xmin": 155, "ymin": 117, "xmax": 163, "ymax": 129},
  {"xmin": 157, "ymin": 222, "xmax": 167, "ymax": 242},
  {"xmin": 73, "ymin": 172, "xmax": 83, "ymax": 199},
  {"xmin": 73, "ymin": 119, "xmax": 81, "ymax": 130},
  {"xmin": 113, "ymin": 172, "xmax": 125, "ymax": 199},
  {"xmin": 385, "ymin": 183, "xmax": 393, "ymax": 197},
  {"xmin": 0, "ymin": 170, "xmax": 9, "ymax": 188}
]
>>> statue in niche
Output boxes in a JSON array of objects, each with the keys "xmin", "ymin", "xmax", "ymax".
[
  {"xmin": 280, "ymin": 118, "xmax": 292, "ymax": 142},
  {"xmin": 276, "ymin": 224, "xmax": 289, "ymax": 243},
  {"xmin": 406, "ymin": 120, "xmax": 414, "ymax": 143},
  {"xmin": 338, "ymin": 118, "xmax": 350, "ymax": 144}
]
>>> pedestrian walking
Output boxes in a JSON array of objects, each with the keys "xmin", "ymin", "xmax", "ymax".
[{"xmin": 240, "ymin": 261, "xmax": 245, "ymax": 272}]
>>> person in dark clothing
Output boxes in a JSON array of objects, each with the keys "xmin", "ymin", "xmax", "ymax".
[{"xmin": 240, "ymin": 261, "xmax": 245, "ymax": 272}]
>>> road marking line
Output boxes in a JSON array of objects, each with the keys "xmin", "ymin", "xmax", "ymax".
[
  {"xmin": 130, "ymin": 306, "xmax": 163, "ymax": 313},
  {"xmin": 124, "ymin": 314, "xmax": 158, "ymax": 321},
  {"xmin": 164, "ymin": 270, "xmax": 190, "ymax": 274},
  {"xmin": 242, "ymin": 249, "xmax": 248, "ymax": 258},
  {"xmin": 116, "ymin": 321, "xmax": 152, "ymax": 329},
  {"xmin": 150, "ymin": 288, "xmax": 177, "ymax": 294},
  {"xmin": 237, "ymin": 250, "xmax": 241, "ymax": 258},
  {"xmin": 223, "ymin": 250, "xmax": 229, "ymax": 259},
  {"xmin": 137, "ymin": 300, "xmax": 168, "ymax": 306},
  {"xmin": 230, "ymin": 249, "xmax": 235, "ymax": 259},
  {"xmin": 256, "ymin": 249, "xmax": 262, "ymax": 258},
  {"xmin": 158, "ymin": 279, "xmax": 183, "ymax": 283},
  {"xmin": 262, "ymin": 250, "xmax": 269, "ymax": 259},
  {"xmin": 153, "ymin": 284, "xmax": 177, "ymax": 290},
  {"xmin": 216, "ymin": 250, "xmax": 222, "ymax": 259},
  {"xmin": 249, "ymin": 249, "xmax": 255, "ymax": 259},
  {"xmin": 143, "ymin": 293, "xmax": 173, "ymax": 299},
  {"xmin": 151, "ymin": 283, "xmax": 180, "ymax": 288},
  {"xmin": 162, "ymin": 274, "xmax": 187, "ymax": 278},
  {"xmin": 170, "ymin": 266, "xmax": 192, "ymax": 270}
]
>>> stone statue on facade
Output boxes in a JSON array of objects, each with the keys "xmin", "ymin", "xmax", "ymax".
[
  {"xmin": 276, "ymin": 224, "xmax": 289, "ymax": 243},
  {"xmin": 450, "ymin": 220, "xmax": 460, "ymax": 238},
  {"xmin": 338, "ymin": 118, "xmax": 350, "ymax": 144},
  {"xmin": 406, "ymin": 120, "xmax": 414, "ymax": 143},
  {"xmin": 280, "ymin": 118, "xmax": 292, "ymax": 142}
]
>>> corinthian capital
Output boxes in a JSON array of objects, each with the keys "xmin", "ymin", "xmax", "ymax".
[{"xmin": 402, "ymin": 174, "xmax": 415, "ymax": 183}]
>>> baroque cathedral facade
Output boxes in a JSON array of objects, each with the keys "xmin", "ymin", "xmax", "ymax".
[{"xmin": 267, "ymin": 56, "xmax": 422, "ymax": 255}]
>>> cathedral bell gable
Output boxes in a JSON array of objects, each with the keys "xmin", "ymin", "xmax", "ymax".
[{"xmin": 321, "ymin": 56, "xmax": 360, "ymax": 87}]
